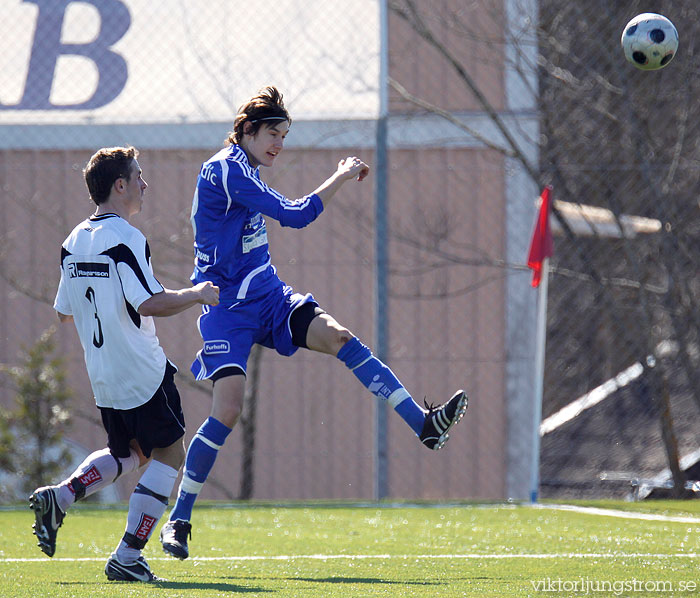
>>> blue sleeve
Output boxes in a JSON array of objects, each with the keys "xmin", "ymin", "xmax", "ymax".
[{"xmin": 226, "ymin": 161, "xmax": 324, "ymax": 229}]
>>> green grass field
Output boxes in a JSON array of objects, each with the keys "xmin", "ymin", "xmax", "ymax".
[{"xmin": 1, "ymin": 500, "xmax": 699, "ymax": 597}]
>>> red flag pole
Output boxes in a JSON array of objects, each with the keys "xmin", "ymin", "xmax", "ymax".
[{"xmin": 528, "ymin": 186, "xmax": 553, "ymax": 503}]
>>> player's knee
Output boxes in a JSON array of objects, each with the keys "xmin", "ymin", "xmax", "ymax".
[
  {"xmin": 112, "ymin": 448, "xmax": 141, "ymax": 476},
  {"xmin": 215, "ymin": 405, "xmax": 241, "ymax": 428},
  {"xmin": 333, "ymin": 327, "xmax": 354, "ymax": 352},
  {"xmin": 151, "ymin": 439, "xmax": 185, "ymax": 470},
  {"xmin": 211, "ymin": 374, "xmax": 245, "ymax": 428},
  {"xmin": 212, "ymin": 394, "xmax": 243, "ymax": 428},
  {"xmin": 306, "ymin": 314, "xmax": 355, "ymax": 355}
]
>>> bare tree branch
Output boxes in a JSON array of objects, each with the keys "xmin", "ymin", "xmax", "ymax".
[{"xmin": 388, "ymin": 78, "xmax": 515, "ymax": 156}]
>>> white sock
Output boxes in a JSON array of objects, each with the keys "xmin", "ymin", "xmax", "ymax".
[
  {"xmin": 115, "ymin": 460, "xmax": 177, "ymax": 563},
  {"xmin": 56, "ymin": 448, "xmax": 140, "ymax": 512}
]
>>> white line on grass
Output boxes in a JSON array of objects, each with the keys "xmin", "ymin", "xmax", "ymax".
[
  {"xmin": 5, "ymin": 504, "xmax": 699, "ymax": 565},
  {"xmin": 2, "ymin": 553, "xmax": 699, "ymax": 563},
  {"xmin": 535, "ymin": 503, "xmax": 700, "ymax": 524}
]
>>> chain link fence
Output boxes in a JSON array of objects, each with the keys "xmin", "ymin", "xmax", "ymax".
[
  {"xmin": 538, "ymin": 0, "xmax": 699, "ymax": 499},
  {"xmin": 0, "ymin": 0, "xmax": 697, "ymax": 503}
]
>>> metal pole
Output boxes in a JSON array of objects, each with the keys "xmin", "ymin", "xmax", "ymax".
[
  {"xmin": 374, "ymin": 0, "xmax": 389, "ymax": 501},
  {"xmin": 529, "ymin": 257, "xmax": 549, "ymax": 503}
]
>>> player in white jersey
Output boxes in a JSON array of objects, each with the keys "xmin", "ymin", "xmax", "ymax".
[
  {"xmin": 29, "ymin": 146, "xmax": 219, "ymax": 583},
  {"xmin": 160, "ymin": 87, "xmax": 469, "ymax": 560}
]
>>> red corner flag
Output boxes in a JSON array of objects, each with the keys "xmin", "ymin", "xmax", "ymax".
[{"xmin": 527, "ymin": 186, "xmax": 554, "ymax": 288}]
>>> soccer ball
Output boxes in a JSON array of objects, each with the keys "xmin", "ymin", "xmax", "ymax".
[{"xmin": 621, "ymin": 13, "xmax": 678, "ymax": 70}]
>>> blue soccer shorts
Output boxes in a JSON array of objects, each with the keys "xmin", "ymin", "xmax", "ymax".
[{"xmin": 191, "ymin": 283, "xmax": 319, "ymax": 381}]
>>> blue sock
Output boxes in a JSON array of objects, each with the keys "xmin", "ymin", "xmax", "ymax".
[
  {"xmin": 169, "ymin": 417, "xmax": 231, "ymax": 522},
  {"xmin": 337, "ymin": 337, "xmax": 426, "ymax": 435}
]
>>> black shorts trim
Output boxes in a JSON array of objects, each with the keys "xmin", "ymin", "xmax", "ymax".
[
  {"xmin": 290, "ymin": 302, "xmax": 325, "ymax": 348},
  {"xmin": 100, "ymin": 361, "xmax": 185, "ymax": 459},
  {"xmin": 211, "ymin": 365, "xmax": 246, "ymax": 383}
]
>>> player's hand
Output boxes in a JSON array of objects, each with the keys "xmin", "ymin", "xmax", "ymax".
[
  {"xmin": 195, "ymin": 281, "xmax": 220, "ymax": 306},
  {"xmin": 337, "ymin": 156, "xmax": 370, "ymax": 182}
]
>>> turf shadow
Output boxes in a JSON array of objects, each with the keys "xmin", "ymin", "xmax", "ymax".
[
  {"xmin": 59, "ymin": 580, "xmax": 273, "ymax": 593},
  {"xmin": 289, "ymin": 576, "xmax": 443, "ymax": 586}
]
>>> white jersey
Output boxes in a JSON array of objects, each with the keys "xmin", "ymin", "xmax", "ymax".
[{"xmin": 54, "ymin": 213, "xmax": 168, "ymax": 410}]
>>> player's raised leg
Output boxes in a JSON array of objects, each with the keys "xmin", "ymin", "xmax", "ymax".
[{"xmin": 305, "ymin": 312, "xmax": 469, "ymax": 450}]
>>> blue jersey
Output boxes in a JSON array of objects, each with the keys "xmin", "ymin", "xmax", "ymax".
[{"xmin": 190, "ymin": 145, "xmax": 324, "ymax": 301}]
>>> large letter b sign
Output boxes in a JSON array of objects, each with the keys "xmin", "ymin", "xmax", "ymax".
[{"xmin": 3, "ymin": 0, "xmax": 130, "ymax": 110}]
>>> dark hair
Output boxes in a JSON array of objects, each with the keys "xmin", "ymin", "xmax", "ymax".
[
  {"xmin": 226, "ymin": 86, "xmax": 291, "ymax": 145},
  {"xmin": 83, "ymin": 146, "xmax": 138, "ymax": 205}
]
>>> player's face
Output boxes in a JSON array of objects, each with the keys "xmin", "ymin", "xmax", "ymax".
[
  {"xmin": 242, "ymin": 121, "xmax": 289, "ymax": 168},
  {"xmin": 123, "ymin": 159, "xmax": 148, "ymax": 215}
]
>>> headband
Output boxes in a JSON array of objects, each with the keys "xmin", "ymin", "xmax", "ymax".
[{"xmin": 249, "ymin": 116, "xmax": 288, "ymax": 123}]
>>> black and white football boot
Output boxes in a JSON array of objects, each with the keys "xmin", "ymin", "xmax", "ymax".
[
  {"xmin": 419, "ymin": 390, "xmax": 469, "ymax": 450},
  {"xmin": 105, "ymin": 554, "xmax": 163, "ymax": 582},
  {"xmin": 29, "ymin": 486, "xmax": 65, "ymax": 557}
]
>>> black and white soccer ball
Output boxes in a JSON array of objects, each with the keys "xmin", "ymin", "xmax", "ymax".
[{"xmin": 621, "ymin": 13, "xmax": 678, "ymax": 71}]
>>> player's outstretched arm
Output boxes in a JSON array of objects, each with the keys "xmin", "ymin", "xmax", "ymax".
[
  {"xmin": 138, "ymin": 281, "xmax": 219, "ymax": 317},
  {"xmin": 313, "ymin": 157, "xmax": 369, "ymax": 207}
]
